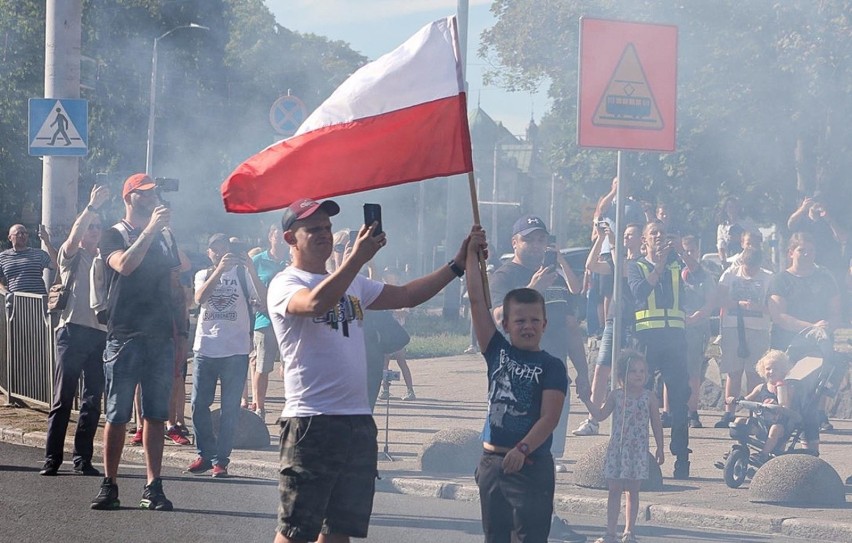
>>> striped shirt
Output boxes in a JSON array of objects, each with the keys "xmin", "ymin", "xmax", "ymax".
[{"xmin": 0, "ymin": 248, "xmax": 51, "ymax": 295}]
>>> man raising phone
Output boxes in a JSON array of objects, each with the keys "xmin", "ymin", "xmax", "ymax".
[{"xmin": 269, "ymin": 197, "xmax": 475, "ymax": 543}]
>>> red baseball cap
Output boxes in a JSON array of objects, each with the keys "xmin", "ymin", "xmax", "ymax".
[
  {"xmin": 281, "ymin": 198, "xmax": 340, "ymax": 231},
  {"xmin": 122, "ymin": 173, "xmax": 156, "ymax": 200}
]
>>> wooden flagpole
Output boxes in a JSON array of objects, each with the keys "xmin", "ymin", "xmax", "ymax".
[{"xmin": 467, "ymin": 171, "xmax": 492, "ymax": 308}]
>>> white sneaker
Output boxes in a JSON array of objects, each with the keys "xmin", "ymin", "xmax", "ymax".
[
  {"xmin": 572, "ymin": 418, "xmax": 599, "ymax": 436},
  {"xmin": 402, "ymin": 389, "xmax": 416, "ymax": 401}
]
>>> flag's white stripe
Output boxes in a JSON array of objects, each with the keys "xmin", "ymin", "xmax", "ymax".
[{"xmin": 296, "ymin": 16, "xmax": 462, "ymax": 136}]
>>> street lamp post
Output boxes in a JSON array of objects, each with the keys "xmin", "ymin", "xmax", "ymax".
[{"xmin": 145, "ymin": 23, "xmax": 209, "ymax": 176}]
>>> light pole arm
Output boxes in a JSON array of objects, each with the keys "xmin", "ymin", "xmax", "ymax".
[{"xmin": 145, "ymin": 39, "xmax": 159, "ymax": 175}]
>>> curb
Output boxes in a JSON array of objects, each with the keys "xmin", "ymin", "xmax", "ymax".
[{"xmin": 3, "ymin": 427, "xmax": 852, "ymax": 542}]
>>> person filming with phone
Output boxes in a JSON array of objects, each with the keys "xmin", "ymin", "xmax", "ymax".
[
  {"xmin": 269, "ymin": 197, "xmax": 476, "ymax": 543},
  {"xmin": 489, "ymin": 214, "xmax": 588, "ymax": 543}
]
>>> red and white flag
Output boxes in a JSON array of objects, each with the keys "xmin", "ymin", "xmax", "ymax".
[{"xmin": 222, "ymin": 16, "xmax": 473, "ymax": 213}]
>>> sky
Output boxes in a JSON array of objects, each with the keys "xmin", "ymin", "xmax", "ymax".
[{"xmin": 264, "ymin": 0, "xmax": 550, "ymax": 137}]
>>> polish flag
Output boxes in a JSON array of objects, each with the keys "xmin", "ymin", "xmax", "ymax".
[{"xmin": 222, "ymin": 16, "xmax": 473, "ymax": 214}]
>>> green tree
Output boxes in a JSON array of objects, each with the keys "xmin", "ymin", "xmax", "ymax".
[{"xmin": 480, "ymin": 0, "xmax": 852, "ymax": 244}]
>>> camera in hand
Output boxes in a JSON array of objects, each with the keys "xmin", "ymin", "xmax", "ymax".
[
  {"xmin": 383, "ymin": 369, "xmax": 400, "ymax": 382},
  {"xmin": 155, "ymin": 177, "xmax": 179, "ymax": 192}
]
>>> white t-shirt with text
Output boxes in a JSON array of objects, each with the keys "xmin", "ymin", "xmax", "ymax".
[
  {"xmin": 269, "ymin": 266, "xmax": 384, "ymax": 417},
  {"xmin": 193, "ymin": 266, "xmax": 257, "ymax": 358}
]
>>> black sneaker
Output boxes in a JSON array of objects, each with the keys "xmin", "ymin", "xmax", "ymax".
[
  {"xmin": 39, "ymin": 460, "xmax": 60, "ymax": 476},
  {"xmin": 688, "ymin": 412, "xmax": 703, "ymax": 428},
  {"xmin": 140, "ymin": 478, "xmax": 173, "ymax": 511},
  {"xmin": 550, "ymin": 514, "xmax": 586, "ymax": 543},
  {"xmin": 91, "ymin": 477, "xmax": 120, "ymax": 510},
  {"xmin": 714, "ymin": 413, "xmax": 735, "ymax": 428},
  {"xmin": 673, "ymin": 458, "xmax": 690, "ymax": 480},
  {"xmin": 73, "ymin": 460, "xmax": 101, "ymax": 476}
]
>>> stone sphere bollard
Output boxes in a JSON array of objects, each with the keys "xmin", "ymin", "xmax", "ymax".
[
  {"xmin": 749, "ymin": 453, "xmax": 845, "ymax": 506},
  {"xmin": 419, "ymin": 427, "xmax": 481, "ymax": 474},
  {"xmin": 210, "ymin": 407, "xmax": 271, "ymax": 450},
  {"xmin": 573, "ymin": 441, "xmax": 663, "ymax": 491}
]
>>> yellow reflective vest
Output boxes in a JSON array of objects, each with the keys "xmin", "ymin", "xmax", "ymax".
[{"xmin": 634, "ymin": 259, "xmax": 685, "ymax": 332}]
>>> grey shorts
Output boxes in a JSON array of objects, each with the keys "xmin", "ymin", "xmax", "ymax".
[
  {"xmin": 719, "ymin": 327, "xmax": 770, "ymax": 375},
  {"xmin": 253, "ymin": 326, "xmax": 280, "ymax": 374}
]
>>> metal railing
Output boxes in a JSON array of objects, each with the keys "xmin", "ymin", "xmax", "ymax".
[{"xmin": 2, "ymin": 292, "xmax": 55, "ymax": 407}]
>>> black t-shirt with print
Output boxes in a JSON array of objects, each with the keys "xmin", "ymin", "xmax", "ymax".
[
  {"xmin": 100, "ymin": 223, "xmax": 180, "ymax": 340},
  {"xmin": 481, "ymin": 332, "xmax": 568, "ymax": 458}
]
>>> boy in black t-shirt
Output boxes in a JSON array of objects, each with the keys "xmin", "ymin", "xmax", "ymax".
[{"xmin": 465, "ymin": 226, "xmax": 568, "ymax": 543}]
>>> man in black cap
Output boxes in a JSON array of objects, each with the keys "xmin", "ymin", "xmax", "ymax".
[
  {"xmin": 270, "ymin": 197, "xmax": 476, "ymax": 543},
  {"xmin": 489, "ymin": 214, "xmax": 589, "ymax": 543}
]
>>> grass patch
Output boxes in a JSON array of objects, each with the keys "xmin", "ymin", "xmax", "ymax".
[{"xmin": 407, "ymin": 333, "xmax": 470, "ymax": 359}]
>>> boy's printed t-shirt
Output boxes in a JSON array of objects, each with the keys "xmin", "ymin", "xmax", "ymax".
[
  {"xmin": 193, "ymin": 267, "xmax": 258, "ymax": 358},
  {"xmin": 269, "ymin": 266, "xmax": 384, "ymax": 417},
  {"xmin": 481, "ymin": 331, "xmax": 568, "ymax": 458}
]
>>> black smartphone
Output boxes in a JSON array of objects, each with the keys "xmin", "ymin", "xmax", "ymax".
[
  {"xmin": 543, "ymin": 249, "xmax": 557, "ymax": 268},
  {"xmin": 363, "ymin": 203, "xmax": 382, "ymax": 236}
]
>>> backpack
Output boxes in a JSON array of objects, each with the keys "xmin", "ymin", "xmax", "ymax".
[{"xmin": 89, "ymin": 222, "xmax": 130, "ymax": 325}]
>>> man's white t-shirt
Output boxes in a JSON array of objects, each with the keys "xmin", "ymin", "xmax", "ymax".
[
  {"xmin": 269, "ymin": 267, "xmax": 384, "ymax": 417},
  {"xmin": 718, "ymin": 266, "xmax": 773, "ymax": 331},
  {"xmin": 193, "ymin": 266, "xmax": 257, "ymax": 358}
]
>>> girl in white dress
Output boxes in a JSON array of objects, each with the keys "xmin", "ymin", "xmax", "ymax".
[{"xmin": 582, "ymin": 350, "xmax": 665, "ymax": 543}]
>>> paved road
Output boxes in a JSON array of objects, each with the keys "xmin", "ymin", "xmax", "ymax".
[{"xmin": 1, "ymin": 441, "xmax": 815, "ymax": 543}]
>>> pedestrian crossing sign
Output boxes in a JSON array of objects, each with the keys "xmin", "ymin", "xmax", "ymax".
[{"xmin": 28, "ymin": 98, "xmax": 88, "ymax": 156}]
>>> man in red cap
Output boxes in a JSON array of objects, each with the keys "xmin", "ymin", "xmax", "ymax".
[
  {"xmin": 90, "ymin": 173, "xmax": 184, "ymax": 512},
  {"xmin": 270, "ymin": 197, "xmax": 476, "ymax": 543}
]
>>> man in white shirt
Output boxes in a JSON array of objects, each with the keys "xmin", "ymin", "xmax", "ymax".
[
  {"xmin": 270, "ymin": 197, "xmax": 473, "ymax": 543},
  {"xmin": 186, "ymin": 234, "xmax": 265, "ymax": 478}
]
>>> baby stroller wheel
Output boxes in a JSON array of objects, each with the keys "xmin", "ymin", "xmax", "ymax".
[{"xmin": 724, "ymin": 448, "xmax": 750, "ymax": 488}]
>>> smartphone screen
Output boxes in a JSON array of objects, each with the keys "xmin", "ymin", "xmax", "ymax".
[
  {"xmin": 543, "ymin": 249, "xmax": 557, "ymax": 268},
  {"xmin": 363, "ymin": 203, "xmax": 382, "ymax": 236}
]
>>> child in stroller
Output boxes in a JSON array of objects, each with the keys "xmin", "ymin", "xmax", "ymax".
[
  {"xmin": 727, "ymin": 350, "xmax": 797, "ymax": 464},
  {"xmin": 716, "ymin": 327, "xmax": 849, "ymax": 488}
]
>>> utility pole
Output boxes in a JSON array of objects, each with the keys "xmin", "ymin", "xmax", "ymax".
[{"xmin": 42, "ymin": 1, "xmax": 82, "ymax": 249}]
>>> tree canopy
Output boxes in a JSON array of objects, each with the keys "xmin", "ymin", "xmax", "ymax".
[
  {"xmin": 0, "ymin": 0, "xmax": 366, "ymax": 243},
  {"xmin": 479, "ymin": 0, "xmax": 851, "ymax": 244}
]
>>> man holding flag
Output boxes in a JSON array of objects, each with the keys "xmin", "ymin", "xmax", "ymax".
[
  {"xmin": 220, "ymin": 16, "xmax": 484, "ymax": 542},
  {"xmin": 269, "ymin": 198, "xmax": 474, "ymax": 542}
]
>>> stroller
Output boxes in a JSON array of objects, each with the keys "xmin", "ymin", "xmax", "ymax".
[{"xmin": 715, "ymin": 326, "xmax": 849, "ymax": 488}]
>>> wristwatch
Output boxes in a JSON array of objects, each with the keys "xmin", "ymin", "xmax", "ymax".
[
  {"xmin": 515, "ymin": 442, "xmax": 530, "ymax": 456},
  {"xmin": 447, "ymin": 260, "xmax": 464, "ymax": 278}
]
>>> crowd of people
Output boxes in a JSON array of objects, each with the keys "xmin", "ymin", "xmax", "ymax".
[{"xmin": 1, "ymin": 171, "xmax": 848, "ymax": 543}]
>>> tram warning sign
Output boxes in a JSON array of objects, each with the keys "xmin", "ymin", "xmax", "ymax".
[{"xmin": 578, "ymin": 18, "xmax": 677, "ymax": 152}]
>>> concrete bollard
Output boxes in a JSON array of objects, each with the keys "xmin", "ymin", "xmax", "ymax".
[
  {"xmin": 573, "ymin": 441, "xmax": 663, "ymax": 491},
  {"xmin": 419, "ymin": 427, "xmax": 481, "ymax": 474},
  {"xmin": 750, "ymin": 453, "xmax": 845, "ymax": 506}
]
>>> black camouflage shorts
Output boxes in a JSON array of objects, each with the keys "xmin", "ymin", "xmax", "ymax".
[{"xmin": 277, "ymin": 415, "xmax": 378, "ymax": 541}]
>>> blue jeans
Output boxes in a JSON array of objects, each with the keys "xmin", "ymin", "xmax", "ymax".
[
  {"xmin": 103, "ymin": 336, "xmax": 174, "ymax": 423},
  {"xmin": 45, "ymin": 324, "xmax": 106, "ymax": 465},
  {"xmin": 192, "ymin": 354, "xmax": 249, "ymax": 467}
]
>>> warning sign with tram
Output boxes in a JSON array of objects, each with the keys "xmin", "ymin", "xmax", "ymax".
[
  {"xmin": 592, "ymin": 43, "xmax": 663, "ymax": 130},
  {"xmin": 577, "ymin": 18, "xmax": 677, "ymax": 152}
]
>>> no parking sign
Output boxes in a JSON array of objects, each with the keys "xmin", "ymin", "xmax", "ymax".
[{"xmin": 269, "ymin": 94, "xmax": 308, "ymax": 136}]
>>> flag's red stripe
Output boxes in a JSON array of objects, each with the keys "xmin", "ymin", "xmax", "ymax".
[{"xmin": 222, "ymin": 94, "xmax": 473, "ymax": 214}]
